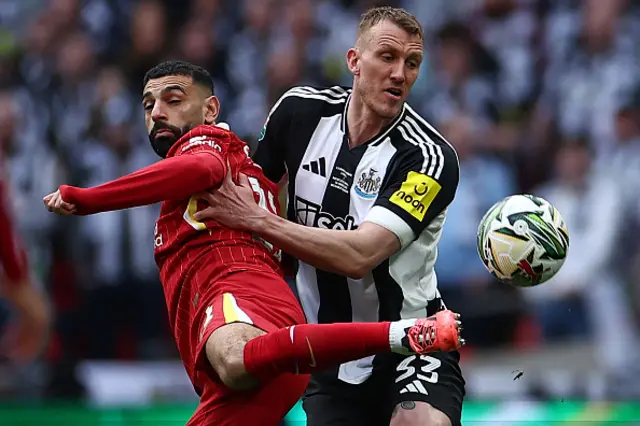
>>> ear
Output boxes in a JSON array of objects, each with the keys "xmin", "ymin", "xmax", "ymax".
[
  {"xmin": 204, "ymin": 96, "xmax": 220, "ymax": 125},
  {"xmin": 346, "ymin": 48, "xmax": 360, "ymax": 76}
]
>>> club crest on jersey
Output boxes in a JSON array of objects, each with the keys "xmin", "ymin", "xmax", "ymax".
[{"xmin": 354, "ymin": 168, "xmax": 381, "ymax": 199}]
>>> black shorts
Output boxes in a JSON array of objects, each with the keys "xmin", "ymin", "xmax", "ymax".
[{"xmin": 302, "ymin": 351, "xmax": 465, "ymax": 426}]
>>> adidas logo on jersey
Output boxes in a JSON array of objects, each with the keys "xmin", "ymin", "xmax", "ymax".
[
  {"xmin": 398, "ymin": 379, "xmax": 429, "ymax": 395},
  {"xmin": 302, "ymin": 157, "xmax": 327, "ymax": 177}
]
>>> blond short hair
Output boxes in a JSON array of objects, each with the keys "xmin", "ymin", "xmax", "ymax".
[{"xmin": 356, "ymin": 6, "xmax": 423, "ymax": 43}]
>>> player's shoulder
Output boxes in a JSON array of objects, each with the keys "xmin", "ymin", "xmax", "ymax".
[
  {"xmin": 390, "ymin": 104, "xmax": 459, "ymax": 177},
  {"xmin": 272, "ymin": 85, "xmax": 351, "ymax": 116},
  {"xmin": 172, "ymin": 124, "xmax": 240, "ymax": 156}
]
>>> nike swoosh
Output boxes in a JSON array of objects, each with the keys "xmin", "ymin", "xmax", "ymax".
[{"xmin": 306, "ymin": 337, "xmax": 317, "ymax": 368}]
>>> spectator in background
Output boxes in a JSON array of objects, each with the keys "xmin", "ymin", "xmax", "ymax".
[
  {"xmin": 173, "ymin": 16, "xmax": 233, "ymax": 123},
  {"xmin": 422, "ymin": 22, "xmax": 499, "ymax": 127},
  {"xmin": 541, "ymin": 0, "xmax": 638, "ymax": 157},
  {"xmin": 224, "ymin": 0, "xmax": 278, "ymax": 140},
  {"xmin": 610, "ymin": 87, "xmax": 640, "ymax": 335},
  {"xmin": 74, "ymin": 69, "xmax": 166, "ymax": 360},
  {"xmin": 0, "ymin": 89, "xmax": 50, "ymax": 364},
  {"xmin": 475, "ymin": 0, "xmax": 536, "ymax": 110},
  {"xmin": 526, "ymin": 139, "xmax": 639, "ymax": 388},
  {"xmin": 436, "ymin": 113, "xmax": 520, "ymax": 347},
  {"xmin": 609, "ymin": 88, "xmax": 640, "ymax": 221},
  {"xmin": 50, "ymin": 31, "xmax": 97, "ymax": 151},
  {"xmin": 122, "ymin": 0, "xmax": 168, "ymax": 92}
]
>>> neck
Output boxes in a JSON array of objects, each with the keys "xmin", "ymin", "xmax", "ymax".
[{"xmin": 346, "ymin": 91, "xmax": 395, "ymax": 148}]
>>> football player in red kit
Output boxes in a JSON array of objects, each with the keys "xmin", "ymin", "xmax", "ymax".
[
  {"xmin": 43, "ymin": 61, "xmax": 463, "ymax": 426},
  {"xmin": 0, "ymin": 177, "xmax": 49, "ymax": 361},
  {"xmin": 0, "ymin": 110, "xmax": 49, "ymax": 362}
]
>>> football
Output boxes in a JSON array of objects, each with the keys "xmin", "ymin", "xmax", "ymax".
[{"xmin": 476, "ymin": 194, "xmax": 570, "ymax": 287}]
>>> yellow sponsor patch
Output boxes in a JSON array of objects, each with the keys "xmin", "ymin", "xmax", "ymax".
[{"xmin": 389, "ymin": 171, "xmax": 441, "ymax": 221}]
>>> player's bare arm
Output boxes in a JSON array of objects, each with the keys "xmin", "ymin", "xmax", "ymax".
[{"xmin": 194, "ymin": 168, "xmax": 399, "ymax": 279}]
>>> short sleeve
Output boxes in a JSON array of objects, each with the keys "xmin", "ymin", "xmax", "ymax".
[
  {"xmin": 364, "ymin": 144, "xmax": 459, "ymax": 247},
  {"xmin": 252, "ymin": 89, "xmax": 299, "ymax": 183}
]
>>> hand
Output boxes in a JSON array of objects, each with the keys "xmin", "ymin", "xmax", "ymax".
[
  {"xmin": 2, "ymin": 280, "xmax": 50, "ymax": 363},
  {"xmin": 192, "ymin": 165, "xmax": 266, "ymax": 231},
  {"xmin": 43, "ymin": 189, "xmax": 76, "ymax": 215}
]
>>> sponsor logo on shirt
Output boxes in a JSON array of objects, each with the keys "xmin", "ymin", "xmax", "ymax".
[
  {"xmin": 182, "ymin": 136, "xmax": 223, "ymax": 153},
  {"xmin": 389, "ymin": 171, "xmax": 441, "ymax": 222},
  {"xmin": 295, "ymin": 196, "xmax": 357, "ymax": 230}
]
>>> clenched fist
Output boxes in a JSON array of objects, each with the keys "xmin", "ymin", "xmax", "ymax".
[{"xmin": 43, "ymin": 189, "xmax": 76, "ymax": 216}]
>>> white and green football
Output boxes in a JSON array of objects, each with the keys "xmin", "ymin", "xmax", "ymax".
[{"xmin": 477, "ymin": 194, "xmax": 570, "ymax": 287}]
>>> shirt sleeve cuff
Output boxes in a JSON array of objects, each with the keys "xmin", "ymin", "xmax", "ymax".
[{"xmin": 363, "ymin": 205, "xmax": 415, "ymax": 248}]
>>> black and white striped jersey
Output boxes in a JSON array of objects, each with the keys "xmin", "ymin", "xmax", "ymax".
[{"xmin": 253, "ymin": 86, "xmax": 460, "ymax": 384}]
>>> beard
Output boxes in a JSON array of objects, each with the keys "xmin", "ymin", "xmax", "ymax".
[
  {"xmin": 148, "ymin": 121, "xmax": 194, "ymax": 158},
  {"xmin": 361, "ymin": 86, "xmax": 401, "ymax": 120}
]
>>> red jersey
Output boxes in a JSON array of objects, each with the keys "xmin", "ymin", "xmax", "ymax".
[
  {"xmin": 60, "ymin": 125, "xmax": 285, "ymax": 389},
  {"xmin": 0, "ymin": 157, "xmax": 29, "ymax": 284},
  {"xmin": 154, "ymin": 125, "xmax": 282, "ymax": 283}
]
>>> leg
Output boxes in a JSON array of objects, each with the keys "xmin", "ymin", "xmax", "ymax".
[
  {"xmin": 243, "ymin": 311, "xmax": 463, "ymax": 383},
  {"xmin": 201, "ymin": 293, "xmax": 395, "ymax": 390},
  {"xmin": 391, "ymin": 401, "xmax": 451, "ymax": 426},
  {"xmin": 303, "ymin": 373, "xmax": 389, "ymax": 426},
  {"xmin": 188, "ymin": 371, "xmax": 309, "ymax": 426},
  {"xmin": 388, "ymin": 351, "xmax": 465, "ymax": 426},
  {"xmin": 205, "ymin": 321, "xmax": 265, "ymax": 390},
  {"xmin": 199, "ymin": 273, "xmax": 462, "ymax": 389}
]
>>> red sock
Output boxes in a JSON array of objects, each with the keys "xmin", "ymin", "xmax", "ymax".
[{"xmin": 243, "ymin": 322, "xmax": 391, "ymax": 382}]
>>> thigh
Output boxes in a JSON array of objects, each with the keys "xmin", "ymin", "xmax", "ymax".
[
  {"xmin": 391, "ymin": 351, "xmax": 465, "ymax": 426},
  {"xmin": 303, "ymin": 374, "xmax": 390, "ymax": 426},
  {"xmin": 193, "ymin": 271, "xmax": 307, "ymax": 377},
  {"xmin": 198, "ymin": 270, "xmax": 305, "ymax": 334},
  {"xmin": 188, "ymin": 373, "xmax": 309, "ymax": 426}
]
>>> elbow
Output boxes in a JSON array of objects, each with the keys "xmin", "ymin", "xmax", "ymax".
[
  {"xmin": 345, "ymin": 268, "xmax": 367, "ymax": 280},
  {"xmin": 189, "ymin": 155, "xmax": 225, "ymax": 186},
  {"xmin": 341, "ymin": 257, "xmax": 375, "ymax": 280}
]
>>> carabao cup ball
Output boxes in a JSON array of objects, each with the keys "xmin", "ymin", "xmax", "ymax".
[{"xmin": 477, "ymin": 194, "xmax": 569, "ymax": 287}]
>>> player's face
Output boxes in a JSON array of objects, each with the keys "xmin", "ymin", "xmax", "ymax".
[
  {"xmin": 142, "ymin": 75, "xmax": 213, "ymax": 158},
  {"xmin": 350, "ymin": 21, "xmax": 423, "ymax": 119}
]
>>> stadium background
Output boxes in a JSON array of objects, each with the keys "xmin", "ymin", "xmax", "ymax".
[{"xmin": 1, "ymin": 0, "xmax": 640, "ymax": 423}]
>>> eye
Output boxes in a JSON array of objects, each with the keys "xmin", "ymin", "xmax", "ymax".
[
  {"xmin": 407, "ymin": 61, "xmax": 419, "ymax": 69},
  {"xmin": 168, "ymin": 99, "xmax": 181, "ymax": 105},
  {"xmin": 381, "ymin": 54, "xmax": 393, "ymax": 62},
  {"xmin": 143, "ymin": 103, "xmax": 153, "ymax": 111}
]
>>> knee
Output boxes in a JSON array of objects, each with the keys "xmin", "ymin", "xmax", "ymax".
[
  {"xmin": 205, "ymin": 323, "xmax": 263, "ymax": 390},
  {"xmin": 390, "ymin": 401, "xmax": 452, "ymax": 426},
  {"xmin": 208, "ymin": 339, "xmax": 248, "ymax": 389}
]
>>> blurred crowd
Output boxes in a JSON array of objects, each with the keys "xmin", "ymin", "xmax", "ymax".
[{"xmin": 1, "ymin": 0, "xmax": 640, "ymax": 399}]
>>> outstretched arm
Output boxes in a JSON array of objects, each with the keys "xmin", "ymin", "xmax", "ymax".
[{"xmin": 45, "ymin": 152, "xmax": 225, "ymax": 215}]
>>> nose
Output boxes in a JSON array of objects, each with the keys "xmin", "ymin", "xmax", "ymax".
[
  {"xmin": 390, "ymin": 61, "xmax": 405, "ymax": 84},
  {"xmin": 151, "ymin": 102, "xmax": 168, "ymax": 122}
]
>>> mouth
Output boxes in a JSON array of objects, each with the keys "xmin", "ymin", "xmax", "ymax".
[
  {"xmin": 154, "ymin": 129, "xmax": 175, "ymax": 138},
  {"xmin": 384, "ymin": 88, "xmax": 402, "ymax": 100}
]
